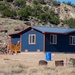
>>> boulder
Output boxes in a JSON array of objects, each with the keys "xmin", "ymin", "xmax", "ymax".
[{"xmin": 39, "ymin": 60, "xmax": 48, "ymax": 65}]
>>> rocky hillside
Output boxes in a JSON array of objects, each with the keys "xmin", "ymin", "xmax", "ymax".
[
  {"xmin": 0, "ymin": 18, "xmax": 26, "ymax": 45},
  {"xmin": 0, "ymin": 0, "xmax": 75, "ymax": 45},
  {"xmin": 0, "ymin": 0, "xmax": 75, "ymax": 27},
  {"xmin": 57, "ymin": 3, "xmax": 75, "ymax": 20}
]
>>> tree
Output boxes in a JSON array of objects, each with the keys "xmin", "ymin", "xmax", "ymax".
[
  {"xmin": 67, "ymin": 1, "xmax": 72, "ymax": 6},
  {"xmin": 18, "ymin": 6, "xmax": 32, "ymax": 20}
]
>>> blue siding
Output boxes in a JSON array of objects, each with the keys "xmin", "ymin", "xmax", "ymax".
[
  {"xmin": 21, "ymin": 29, "xmax": 44, "ymax": 52},
  {"xmin": 46, "ymin": 33, "xmax": 75, "ymax": 52},
  {"xmin": 9, "ymin": 26, "xmax": 75, "ymax": 53},
  {"xmin": 12, "ymin": 35, "xmax": 20, "ymax": 44}
]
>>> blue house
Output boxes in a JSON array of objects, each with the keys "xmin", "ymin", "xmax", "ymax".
[{"xmin": 9, "ymin": 26, "xmax": 75, "ymax": 53}]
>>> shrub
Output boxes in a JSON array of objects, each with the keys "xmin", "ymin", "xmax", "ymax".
[
  {"xmin": 33, "ymin": 0, "xmax": 46, "ymax": 5},
  {"xmin": 38, "ymin": 8, "xmax": 60, "ymax": 25},
  {"xmin": 67, "ymin": 1, "xmax": 72, "ymax": 6},
  {"xmin": 63, "ymin": 1, "xmax": 73, "ymax": 6},
  {"xmin": 32, "ymin": 0, "xmax": 39, "ymax": 5},
  {"xmin": 52, "ymin": 1, "xmax": 60, "ymax": 6},
  {"xmin": 2, "ymin": 9, "xmax": 12, "ymax": 17},
  {"xmin": 38, "ymin": 13, "xmax": 50, "ymax": 22},
  {"xmin": 69, "ymin": 58, "xmax": 75, "ymax": 67},
  {"xmin": 38, "ymin": 12, "xmax": 60, "ymax": 24},
  {"xmin": 14, "ymin": 0, "xmax": 26, "ymax": 8},
  {"xmin": 49, "ymin": 16, "xmax": 60, "ymax": 25},
  {"xmin": 0, "ymin": 3, "xmax": 6, "ymax": 11},
  {"xmin": 63, "ymin": 18, "xmax": 75, "ymax": 28},
  {"xmin": 38, "ymin": 0, "xmax": 46, "ymax": 4},
  {"xmin": 0, "ymin": 2, "xmax": 9, "ymax": 11},
  {"xmin": 18, "ymin": 6, "xmax": 32, "ymax": 20},
  {"xmin": 4, "ymin": 0, "xmax": 13, "ymax": 2},
  {"xmin": 32, "ymin": 4, "xmax": 42, "ymax": 16},
  {"xmin": 11, "ymin": 10, "xmax": 17, "ymax": 19},
  {"xmin": 43, "ymin": 6, "xmax": 49, "ymax": 11},
  {"xmin": 2, "ymin": 9, "xmax": 17, "ymax": 18}
]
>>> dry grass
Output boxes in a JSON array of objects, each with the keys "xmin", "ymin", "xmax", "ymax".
[{"xmin": 0, "ymin": 53, "xmax": 75, "ymax": 75}]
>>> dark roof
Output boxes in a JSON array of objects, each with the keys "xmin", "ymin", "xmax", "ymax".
[
  {"xmin": 33, "ymin": 26, "xmax": 75, "ymax": 34},
  {"xmin": 9, "ymin": 26, "xmax": 75, "ymax": 36}
]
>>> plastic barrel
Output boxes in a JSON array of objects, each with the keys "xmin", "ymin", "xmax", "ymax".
[{"xmin": 46, "ymin": 52, "xmax": 51, "ymax": 61}]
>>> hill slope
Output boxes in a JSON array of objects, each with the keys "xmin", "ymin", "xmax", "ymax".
[{"xmin": 0, "ymin": 0, "xmax": 75, "ymax": 45}]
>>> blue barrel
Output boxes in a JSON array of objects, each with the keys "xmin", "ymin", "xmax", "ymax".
[{"xmin": 46, "ymin": 52, "xmax": 51, "ymax": 61}]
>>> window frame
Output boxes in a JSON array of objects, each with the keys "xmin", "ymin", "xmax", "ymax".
[
  {"xmin": 29, "ymin": 34, "xmax": 36, "ymax": 44},
  {"xmin": 50, "ymin": 34, "xmax": 57, "ymax": 44},
  {"xmin": 69, "ymin": 35, "xmax": 75, "ymax": 45}
]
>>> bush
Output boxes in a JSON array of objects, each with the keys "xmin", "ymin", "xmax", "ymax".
[
  {"xmin": 63, "ymin": 18, "xmax": 75, "ymax": 28},
  {"xmin": 38, "ymin": 11, "xmax": 60, "ymax": 25},
  {"xmin": 32, "ymin": 0, "xmax": 39, "ymax": 5},
  {"xmin": 38, "ymin": 0, "xmax": 46, "ymax": 4},
  {"xmin": 0, "ymin": 2, "xmax": 9, "ymax": 11},
  {"xmin": 4, "ymin": 0, "xmax": 13, "ymax": 2},
  {"xmin": 14, "ymin": 0, "xmax": 26, "ymax": 8},
  {"xmin": 11, "ymin": 10, "xmax": 17, "ymax": 18},
  {"xmin": 50, "ymin": 16, "xmax": 60, "ymax": 25},
  {"xmin": 33, "ymin": 0, "xmax": 46, "ymax": 5},
  {"xmin": 0, "ymin": 3, "xmax": 6, "ymax": 11},
  {"xmin": 63, "ymin": 1, "xmax": 73, "ymax": 6},
  {"xmin": 69, "ymin": 58, "xmax": 75, "ymax": 67},
  {"xmin": 32, "ymin": 4, "xmax": 42, "ymax": 16},
  {"xmin": 18, "ymin": 6, "xmax": 32, "ymax": 20},
  {"xmin": 52, "ymin": 1, "xmax": 60, "ymax": 6},
  {"xmin": 66, "ymin": 1, "xmax": 72, "ymax": 6},
  {"xmin": 38, "ymin": 13, "xmax": 50, "ymax": 22},
  {"xmin": 2, "ymin": 9, "xmax": 17, "ymax": 18},
  {"xmin": 43, "ymin": 6, "xmax": 49, "ymax": 11}
]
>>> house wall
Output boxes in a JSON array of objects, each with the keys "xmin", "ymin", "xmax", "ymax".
[
  {"xmin": 11, "ymin": 35, "xmax": 20, "ymax": 44},
  {"xmin": 21, "ymin": 29, "xmax": 44, "ymax": 52},
  {"xmin": 46, "ymin": 32, "xmax": 75, "ymax": 52}
]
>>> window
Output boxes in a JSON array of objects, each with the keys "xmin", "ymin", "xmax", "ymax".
[
  {"xmin": 50, "ymin": 35, "xmax": 57, "ymax": 44},
  {"xmin": 70, "ymin": 36, "xmax": 75, "ymax": 45},
  {"xmin": 29, "ymin": 34, "xmax": 36, "ymax": 44}
]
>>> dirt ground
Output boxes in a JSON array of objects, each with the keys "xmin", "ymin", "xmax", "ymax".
[{"xmin": 0, "ymin": 52, "xmax": 75, "ymax": 75}]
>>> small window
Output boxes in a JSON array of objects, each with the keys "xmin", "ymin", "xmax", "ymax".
[
  {"xmin": 29, "ymin": 34, "xmax": 36, "ymax": 44},
  {"xmin": 70, "ymin": 36, "xmax": 75, "ymax": 45},
  {"xmin": 50, "ymin": 35, "xmax": 57, "ymax": 44}
]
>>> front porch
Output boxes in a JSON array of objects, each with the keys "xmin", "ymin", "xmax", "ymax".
[{"xmin": 9, "ymin": 42, "xmax": 21, "ymax": 53}]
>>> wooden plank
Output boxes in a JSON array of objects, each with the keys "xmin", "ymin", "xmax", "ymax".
[{"xmin": 9, "ymin": 42, "xmax": 20, "ymax": 53}]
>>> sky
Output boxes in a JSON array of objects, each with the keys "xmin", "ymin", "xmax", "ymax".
[{"xmin": 57, "ymin": 0, "xmax": 75, "ymax": 4}]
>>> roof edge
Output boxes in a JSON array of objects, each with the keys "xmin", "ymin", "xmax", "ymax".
[{"xmin": 8, "ymin": 26, "xmax": 45, "ymax": 36}]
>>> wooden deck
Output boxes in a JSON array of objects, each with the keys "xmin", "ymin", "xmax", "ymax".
[{"xmin": 10, "ymin": 42, "xmax": 20, "ymax": 53}]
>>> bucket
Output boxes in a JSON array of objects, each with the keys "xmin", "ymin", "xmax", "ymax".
[{"xmin": 46, "ymin": 52, "xmax": 51, "ymax": 61}]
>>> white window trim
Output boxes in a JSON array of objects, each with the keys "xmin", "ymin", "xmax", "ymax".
[
  {"xmin": 29, "ymin": 34, "xmax": 36, "ymax": 44},
  {"xmin": 70, "ymin": 36, "xmax": 75, "ymax": 45},
  {"xmin": 50, "ymin": 34, "xmax": 57, "ymax": 44}
]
